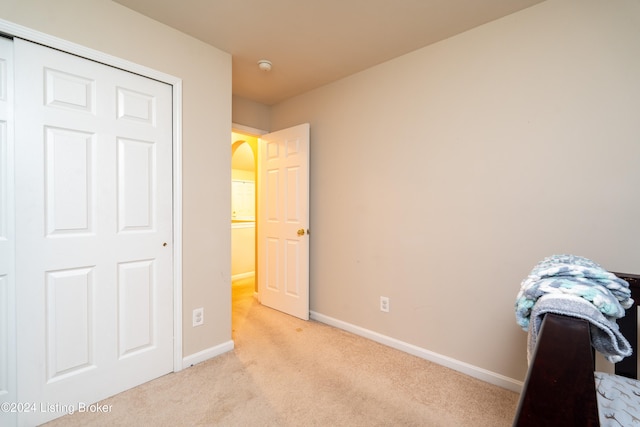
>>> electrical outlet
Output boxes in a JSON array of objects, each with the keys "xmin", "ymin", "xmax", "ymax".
[
  {"xmin": 192, "ymin": 307, "xmax": 204, "ymax": 327},
  {"xmin": 380, "ymin": 296, "xmax": 390, "ymax": 313}
]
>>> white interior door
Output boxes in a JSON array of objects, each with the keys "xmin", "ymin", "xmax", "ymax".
[
  {"xmin": 14, "ymin": 38, "xmax": 174, "ymax": 426},
  {"xmin": 0, "ymin": 36, "xmax": 17, "ymax": 427},
  {"xmin": 258, "ymin": 123, "xmax": 310, "ymax": 320}
]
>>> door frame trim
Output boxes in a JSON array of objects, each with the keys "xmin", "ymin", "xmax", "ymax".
[
  {"xmin": 0, "ymin": 18, "xmax": 184, "ymax": 373},
  {"xmin": 232, "ymin": 123, "xmax": 267, "ymax": 136}
]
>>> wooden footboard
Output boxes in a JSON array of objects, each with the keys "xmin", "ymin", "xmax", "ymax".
[
  {"xmin": 513, "ymin": 272, "xmax": 640, "ymax": 427},
  {"xmin": 513, "ymin": 313, "xmax": 599, "ymax": 426}
]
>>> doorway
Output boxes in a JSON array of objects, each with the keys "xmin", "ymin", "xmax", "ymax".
[
  {"xmin": 230, "ymin": 123, "xmax": 310, "ymax": 322},
  {"xmin": 231, "ymin": 130, "xmax": 259, "ymax": 287},
  {"xmin": 231, "ymin": 129, "xmax": 260, "ymax": 337}
]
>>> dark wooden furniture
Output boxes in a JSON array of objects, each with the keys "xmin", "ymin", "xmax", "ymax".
[{"xmin": 513, "ymin": 273, "xmax": 640, "ymax": 427}]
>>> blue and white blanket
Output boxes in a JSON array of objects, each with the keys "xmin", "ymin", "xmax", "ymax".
[{"xmin": 515, "ymin": 254, "xmax": 633, "ymax": 363}]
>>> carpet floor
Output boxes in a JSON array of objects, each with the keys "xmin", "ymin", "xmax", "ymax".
[{"xmin": 44, "ymin": 277, "xmax": 519, "ymax": 426}]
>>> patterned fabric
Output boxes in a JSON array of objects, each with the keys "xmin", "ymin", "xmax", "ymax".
[
  {"xmin": 515, "ymin": 254, "xmax": 633, "ymax": 331},
  {"xmin": 595, "ymin": 371, "xmax": 640, "ymax": 426}
]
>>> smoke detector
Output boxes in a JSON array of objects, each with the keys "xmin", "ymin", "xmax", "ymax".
[{"xmin": 257, "ymin": 59, "xmax": 272, "ymax": 72}]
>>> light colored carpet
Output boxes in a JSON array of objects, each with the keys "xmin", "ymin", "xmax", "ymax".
[{"xmin": 44, "ymin": 278, "xmax": 519, "ymax": 426}]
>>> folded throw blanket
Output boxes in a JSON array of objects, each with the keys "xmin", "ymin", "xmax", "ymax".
[
  {"xmin": 528, "ymin": 294, "xmax": 632, "ymax": 364},
  {"xmin": 515, "ymin": 254, "xmax": 633, "ymax": 331}
]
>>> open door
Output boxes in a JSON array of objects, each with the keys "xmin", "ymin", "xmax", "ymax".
[{"xmin": 257, "ymin": 123, "xmax": 310, "ymax": 320}]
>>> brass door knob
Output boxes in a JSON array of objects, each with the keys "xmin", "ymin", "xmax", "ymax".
[{"xmin": 297, "ymin": 229, "xmax": 305, "ymax": 236}]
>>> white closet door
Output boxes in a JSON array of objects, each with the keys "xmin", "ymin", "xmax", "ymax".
[{"xmin": 14, "ymin": 38, "xmax": 173, "ymax": 426}]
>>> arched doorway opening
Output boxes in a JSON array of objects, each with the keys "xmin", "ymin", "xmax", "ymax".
[{"xmin": 231, "ymin": 136, "xmax": 257, "ymax": 285}]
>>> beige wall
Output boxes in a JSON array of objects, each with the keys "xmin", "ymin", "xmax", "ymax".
[
  {"xmin": 233, "ymin": 95, "xmax": 271, "ymax": 132},
  {"xmin": 271, "ymin": 0, "xmax": 640, "ymax": 382},
  {"xmin": 0, "ymin": 0, "xmax": 233, "ymax": 358}
]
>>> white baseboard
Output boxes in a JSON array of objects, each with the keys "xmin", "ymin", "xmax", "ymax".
[
  {"xmin": 182, "ymin": 340, "xmax": 235, "ymax": 369},
  {"xmin": 232, "ymin": 271, "xmax": 255, "ymax": 281},
  {"xmin": 310, "ymin": 311, "xmax": 523, "ymax": 393}
]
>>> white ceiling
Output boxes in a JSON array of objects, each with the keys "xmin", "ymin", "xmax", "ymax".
[{"xmin": 114, "ymin": 0, "xmax": 545, "ymax": 105}]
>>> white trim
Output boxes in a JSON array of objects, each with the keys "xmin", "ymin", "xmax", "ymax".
[
  {"xmin": 232, "ymin": 271, "xmax": 255, "ymax": 281},
  {"xmin": 310, "ymin": 311, "xmax": 524, "ymax": 393},
  {"xmin": 172, "ymin": 81, "xmax": 184, "ymax": 373},
  {"xmin": 0, "ymin": 18, "xmax": 184, "ymax": 373},
  {"xmin": 232, "ymin": 123, "xmax": 268, "ymax": 136},
  {"xmin": 182, "ymin": 340, "xmax": 234, "ymax": 369}
]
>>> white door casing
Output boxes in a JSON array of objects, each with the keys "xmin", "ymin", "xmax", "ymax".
[
  {"xmin": 0, "ymin": 36, "xmax": 17, "ymax": 427},
  {"xmin": 258, "ymin": 123, "xmax": 310, "ymax": 320},
  {"xmin": 14, "ymin": 38, "xmax": 174, "ymax": 425}
]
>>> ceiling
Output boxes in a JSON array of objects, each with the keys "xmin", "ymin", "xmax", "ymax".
[{"xmin": 114, "ymin": 0, "xmax": 545, "ymax": 105}]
